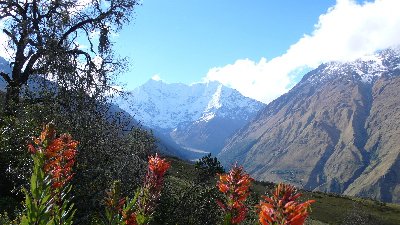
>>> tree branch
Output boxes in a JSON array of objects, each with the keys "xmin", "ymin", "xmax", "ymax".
[
  {"xmin": 31, "ymin": 0, "xmax": 43, "ymax": 47},
  {"xmin": 0, "ymin": 71, "xmax": 11, "ymax": 84},
  {"xmin": 67, "ymin": 49, "xmax": 95, "ymax": 65},
  {"xmin": 0, "ymin": 1, "xmax": 25, "ymax": 15},
  {"xmin": 2, "ymin": 29, "xmax": 18, "ymax": 45},
  {"xmin": 58, "ymin": 8, "xmax": 115, "ymax": 47},
  {"xmin": 20, "ymin": 51, "xmax": 43, "ymax": 85},
  {"xmin": 58, "ymin": 17, "xmax": 97, "ymax": 47}
]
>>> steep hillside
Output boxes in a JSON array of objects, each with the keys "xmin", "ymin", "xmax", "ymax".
[
  {"xmin": 219, "ymin": 48, "xmax": 400, "ymax": 203},
  {"xmin": 117, "ymin": 80, "xmax": 264, "ymax": 157}
]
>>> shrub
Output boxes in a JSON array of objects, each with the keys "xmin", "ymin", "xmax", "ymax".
[
  {"xmin": 195, "ymin": 153, "xmax": 225, "ymax": 183},
  {"xmin": 154, "ymin": 179, "xmax": 222, "ymax": 225}
]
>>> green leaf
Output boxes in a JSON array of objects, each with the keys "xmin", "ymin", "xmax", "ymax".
[
  {"xmin": 20, "ymin": 215, "xmax": 29, "ymax": 225},
  {"xmin": 136, "ymin": 213, "xmax": 146, "ymax": 225}
]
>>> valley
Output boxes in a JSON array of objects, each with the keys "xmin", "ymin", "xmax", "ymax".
[
  {"xmin": 115, "ymin": 79, "xmax": 264, "ymax": 159},
  {"xmin": 117, "ymin": 48, "xmax": 400, "ymax": 204}
]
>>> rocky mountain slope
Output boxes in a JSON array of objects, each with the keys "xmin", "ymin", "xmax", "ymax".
[
  {"xmin": 117, "ymin": 80, "xmax": 264, "ymax": 157},
  {"xmin": 219, "ymin": 48, "xmax": 400, "ymax": 203}
]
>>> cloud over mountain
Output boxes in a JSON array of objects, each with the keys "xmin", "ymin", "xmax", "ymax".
[{"xmin": 205, "ymin": 0, "xmax": 400, "ymax": 103}]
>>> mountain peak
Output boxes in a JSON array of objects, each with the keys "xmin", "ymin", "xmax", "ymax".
[
  {"xmin": 117, "ymin": 81, "xmax": 264, "ymax": 129},
  {"xmin": 301, "ymin": 47, "xmax": 400, "ymax": 86}
]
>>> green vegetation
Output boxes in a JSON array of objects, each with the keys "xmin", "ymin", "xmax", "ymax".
[
  {"xmin": 0, "ymin": 0, "xmax": 150, "ymax": 223},
  {"xmin": 195, "ymin": 153, "xmax": 225, "ymax": 182},
  {"xmin": 164, "ymin": 158, "xmax": 400, "ymax": 225},
  {"xmin": 0, "ymin": 0, "xmax": 140, "ymax": 116},
  {"xmin": 1, "ymin": 121, "xmax": 400, "ymax": 224}
]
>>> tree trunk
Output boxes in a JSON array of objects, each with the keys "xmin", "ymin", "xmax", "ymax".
[{"xmin": 4, "ymin": 82, "xmax": 21, "ymax": 117}]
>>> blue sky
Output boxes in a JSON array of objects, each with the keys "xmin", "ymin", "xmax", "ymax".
[{"xmin": 116, "ymin": 0, "xmax": 336, "ymax": 87}]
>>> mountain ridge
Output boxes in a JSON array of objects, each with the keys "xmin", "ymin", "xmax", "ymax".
[{"xmin": 219, "ymin": 47, "xmax": 400, "ymax": 203}]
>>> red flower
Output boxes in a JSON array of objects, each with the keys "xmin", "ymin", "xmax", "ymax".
[
  {"xmin": 217, "ymin": 164, "xmax": 253, "ymax": 224},
  {"xmin": 135, "ymin": 154, "xmax": 170, "ymax": 219},
  {"xmin": 28, "ymin": 144, "xmax": 36, "ymax": 154},
  {"xmin": 44, "ymin": 134, "xmax": 77, "ymax": 191},
  {"xmin": 148, "ymin": 153, "xmax": 170, "ymax": 177},
  {"xmin": 258, "ymin": 183, "xmax": 315, "ymax": 225},
  {"xmin": 123, "ymin": 211, "xmax": 138, "ymax": 225},
  {"xmin": 29, "ymin": 123, "xmax": 78, "ymax": 193}
]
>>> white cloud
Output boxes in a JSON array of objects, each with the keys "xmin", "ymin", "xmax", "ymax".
[
  {"xmin": 204, "ymin": 0, "xmax": 400, "ymax": 103},
  {"xmin": 205, "ymin": 58, "xmax": 291, "ymax": 104},
  {"xmin": 151, "ymin": 74, "xmax": 162, "ymax": 81},
  {"xmin": 0, "ymin": 21, "xmax": 13, "ymax": 60}
]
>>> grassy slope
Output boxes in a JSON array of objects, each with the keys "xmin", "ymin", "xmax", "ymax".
[{"xmin": 167, "ymin": 157, "xmax": 400, "ymax": 225}]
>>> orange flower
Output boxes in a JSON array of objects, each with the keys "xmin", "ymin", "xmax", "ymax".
[
  {"xmin": 217, "ymin": 164, "xmax": 253, "ymax": 224},
  {"xmin": 28, "ymin": 144, "xmax": 36, "ymax": 154},
  {"xmin": 29, "ymin": 124, "xmax": 78, "ymax": 193},
  {"xmin": 218, "ymin": 182, "xmax": 229, "ymax": 193},
  {"xmin": 136, "ymin": 154, "xmax": 170, "ymax": 219},
  {"xmin": 148, "ymin": 153, "xmax": 170, "ymax": 177},
  {"xmin": 258, "ymin": 183, "xmax": 315, "ymax": 225},
  {"xmin": 123, "ymin": 211, "xmax": 138, "ymax": 225},
  {"xmin": 44, "ymin": 134, "xmax": 77, "ymax": 191},
  {"xmin": 39, "ymin": 123, "xmax": 56, "ymax": 143}
]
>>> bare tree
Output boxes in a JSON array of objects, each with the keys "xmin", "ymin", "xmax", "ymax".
[{"xmin": 0, "ymin": 0, "xmax": 139, "ymax": 115}]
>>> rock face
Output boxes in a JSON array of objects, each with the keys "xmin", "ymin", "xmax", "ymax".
[
  {"xmin": 117, "ymin": 80, "xmax": 264, "ymax": 157},
  {"xmin": 219, "ymin": 48, "xmax": 400, "ymax": 203}
]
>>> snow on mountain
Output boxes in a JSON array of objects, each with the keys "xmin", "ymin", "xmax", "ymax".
[
  {"xmin": 304, "ymin": 48, "xmax": 400, "ymax": 85},
  {"xmin": 118, "ymin": 79, "xmax": 264, "ymax": 130}
]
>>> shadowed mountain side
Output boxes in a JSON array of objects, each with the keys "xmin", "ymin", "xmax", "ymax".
[
  {"xmin": 219, "ymin": 48, "xmax": 400, "ymax": 203},
  {"xmin": 171, "ymin": 116, "xmax": 251, "ymax": 155},
  {"xmin": 344, "ymin": 72, "xmax": 400, "ymax": 202}
]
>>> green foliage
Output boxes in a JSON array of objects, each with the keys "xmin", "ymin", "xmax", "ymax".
[
  {"xmin": 0, "ymin": 0, "xmax": 140, "ymax": 115},
  {"xmin": 195, "ymin": 153, "xmax": 224, "ymax": 182},
  {"xmin": 21, "ymin": 155, "xmax": 54, "ymax": 224},
  {"xmin": 0, "ymin": 114, "xmax": 40, "ymax": 196},
  {"xmin": 103, "ymin": 181, "xmax": 125, "ymax": 225},
  {"xmin": 70, "ymin": 120, "xmax": 152, "ymax": 224},
  {"xmin": 154, "ymin": 178, "xmax": 222, "ymax": 225},
  {"xmin": 101, "ymin": 180, "xmax": 139, "ymax": 225},
  {"xmin": 0, "ymin": 91, "xmax": 156, "ymax": 225},
  {"xmin": 341, "ymin": 205, "xmax": 384, "ymax": 225},
  {"xmin": 0, "ymin": 212, "xmax": 20, "ymax": 225}
]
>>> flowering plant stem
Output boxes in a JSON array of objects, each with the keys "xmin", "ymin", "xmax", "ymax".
[
  {"xmin": 21, "ymin": 123, "xmax": 77, "ymax": 225},
  {"xmin": 103, "ymin": 154, "xmax": 170, "ymax": 225},
  {"xmin": 217, "ymin": 164, "xmax": 253, "ymax": 225}
]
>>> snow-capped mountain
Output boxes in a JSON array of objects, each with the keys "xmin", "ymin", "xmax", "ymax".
[
  {"xmin": 219, "ymin": 47, "xmax": 400, "ymax": 203},
  {"xmin": 303, "ymin": 48, "xmax": 400, "ymax": 85},
  {"xmin": 117, "ymin": 79, "xmax": 264, "ymax": 156}
]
